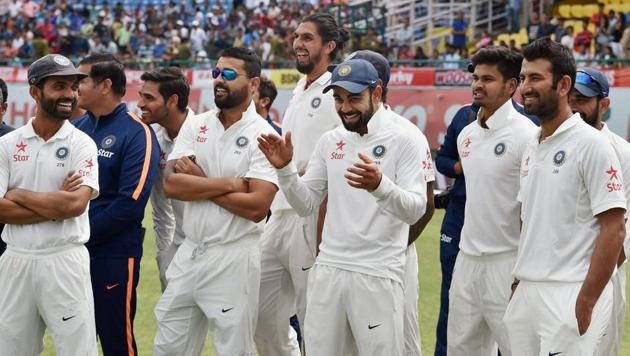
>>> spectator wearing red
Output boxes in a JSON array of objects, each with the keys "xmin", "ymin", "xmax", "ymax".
[
  {"xmin": 575, "ymin": 19, "xmax": 594, "ymax": 53},
  {"xmin": 590, "ymin": 3, "xmax": 607, "ymax": 28}
]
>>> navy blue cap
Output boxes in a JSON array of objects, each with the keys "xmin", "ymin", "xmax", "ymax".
[
  {"xmin": 575, "ymin": 67, "xmax": 609, "ymax": 98},
  {"xmin": 28, "ymin": 54, "xmax": 87, "ymax": 86},
  {"xmin": 323, "ymin": 59, "xmax": 379, "ymax": 94},
  {"xmin": 346, "ymin": 50, "xmax": 391, "ymax": 87}
]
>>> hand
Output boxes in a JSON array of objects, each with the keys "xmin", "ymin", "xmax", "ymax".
[
  {"xmin": 175, "ymin": 156, "xmax": 205, "ymax": 177},
  {"xmin": 575, "ymin": 296, "xmax": 594, "ymax": 336},
  {"xmin": 345, "ymin": 153, "xmax": 383, "ymax": 192},
  {"xmin": 453, "ymin": 160, "xmax": 463, "ymax": 175},
  {"xmin": 60, "ymin": 171, "xmax": 83, "ymax": 192},
  {"xmin": 257, "ymin": 131, "xmax": 293, "ymax": 169}
]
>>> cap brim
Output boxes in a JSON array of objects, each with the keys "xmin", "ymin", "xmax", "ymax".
[
  {"xmin": 323, "ymin": 81, "xmax": 370, "ymax": 94},
  {"xmin": 574, "ymin": 83, "xmax": 599, "ymax": 97}
]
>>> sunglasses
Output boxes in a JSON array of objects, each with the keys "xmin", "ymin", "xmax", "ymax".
[
  {"xmin": 212, "ymin": 67, "xmax": 244, "ymax": 81},
  {"xmin": 576, "ymin": 71, "xmax": 608, "ymax": 97}
]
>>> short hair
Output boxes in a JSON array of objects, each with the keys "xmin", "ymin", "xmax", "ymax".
[
  {"xmin": 0, "ymin": 78, "xmax": 6, "ymax": 104},
  {"xmin": 257, "ymin": 76, "xmax": 277, "ymax": 111},
  {"xmin": 140, "ymin": 67, "xmax": 189, "ymax": 112},
  {"xmin": 471, "ymin": 46, "xmax": 523, "ymax": 83},
  {"xmin": 522, "ymin": 37, "xmax": 576, "ymax": 90},
  {"xmin": 218, "ymin": 47, "xmax": 261, "ymax": 78},
  {"xmin": 79, "ymin": 54, "xmax": 127, "ymax": 97},
  {"xmin": 301, "ymin": 13, "xmax": 351, "ymax": 60}
]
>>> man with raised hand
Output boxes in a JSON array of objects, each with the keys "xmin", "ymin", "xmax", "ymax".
[
  {"xmin": 0, "ymin": 54, "xmax": 99, "ymax": 355},
  {"xmin": 258, "ymin": 58, "xmax": 428, "ymax": 355},
  {"xmin": 504, "ymin": 37, "xmax": 626, "ymax": 356},
  {"xmin": 448, "ymin": 46, "xmax": 538, "ymax": 356},
  {"xmin": 138, "ymin": 66, "xmax": 196, "ymax": 292},
  {"xmin": 569, "ymin": 67, "xmax": 630, "ymax": 356}
]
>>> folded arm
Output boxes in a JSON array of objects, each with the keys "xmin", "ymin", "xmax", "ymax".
[
  {"xmin": 4, "ymin": 186, "xmax": 94, "ymax": 220},
  {"xmin": 212, "ymin": 178, "xmax": 278, "ymax": 222}
]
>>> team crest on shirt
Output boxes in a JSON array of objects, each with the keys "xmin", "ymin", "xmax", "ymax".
[
  {"xmin": 311, "ymin": 97, "xmax": 321, "ymax": 109},
  {"xmin": 494, "ymin": 142, "xmax": 506, "ymax": 157},
  {"xmin": 236, "ymin": 136, "xmax": 249, "ymax": 148},
  {"xmin": 552, "ymin": 150, "xmax": 566, "ymax": 167},
  {"xmin": 606, "ymin": 166, "xmax": 623, "ymax": 192},
  {"xmin": 55, "ymin": 147, "xmax": 69, "ymax": 160},
  {"xmin": 373, "ymin": 145, "xmax": 386, "ymax": 159},
  {"xmin": 101, "ymin": 135, "xmax": 116, "ymax": 149}
]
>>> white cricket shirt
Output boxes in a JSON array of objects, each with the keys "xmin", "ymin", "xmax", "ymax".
[
  {"xmin": 514, "ymin": 114, "xmax": 626, "ymax": 282},
  {"xmin": 150, "ymin": 108, "xmax": 195, "ymax": 250},
  {"xmin": 457, "ymin": 100, "xmax": 538, "ymax": 256},
  {"xmin": 272, "ymin": 71, "xmax": 339, "ymax": 211},
  {"xmin": 169, "ymin": 101, "xmax": 278, "ymax": 245},
  {"xmin": 276, "ymin": 105, "xmax": 428, "ymax": 284},
  {"xmin": 0, "ymin": 119, "xmax": 99, "ymax": 251}
]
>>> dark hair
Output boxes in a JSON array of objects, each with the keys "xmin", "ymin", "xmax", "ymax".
[
  {"xmin": 522, "ymin": 37, "xmax": 575, "ymax": 90},
  {"xmin": 140, "ymin": 67, "xmax": 189, "ymax": 112},
  {"xmin": 301, "ymin": 13, "xmax": 350, "ymax": 60},
  {"xmin": 218, "ymin": 47, "xmax": 261, "ymax": 78},
  {"xmin": 471, "ymin": 46, "xmax": 523, "ymax": 83},
  {"xmin": 258, "ymin": 76, "xmax": 277, "ymax": 111},
  {"xmin": 0, "ymin": 78, "xmax": 6, "ymax": 104},
  {"xmin": 79, "ymin": 54, "xmax": 127, "ymax": 96}
]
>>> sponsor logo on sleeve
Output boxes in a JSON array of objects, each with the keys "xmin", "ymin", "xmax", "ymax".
[{"xmin": 606, "ymin": 166, "xmax": 623, "ymax": 192}]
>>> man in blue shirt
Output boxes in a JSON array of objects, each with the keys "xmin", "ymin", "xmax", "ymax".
[
  {"xmin": 451, "ymin": 12, "xmax": 468, "ymax": 49},
  {"xmin": 73, "ymin": 54, "xmax": 160, "ymax": 356}
]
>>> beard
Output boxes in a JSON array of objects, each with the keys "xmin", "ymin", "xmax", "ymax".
[
  {"xmin": 339, "ymin": 96, "xmax": 375, "ymax": 133},
  {"xmin": 577, "ymin": 101, "xmax": 600, "ymax": 128},
  {"xmin": 523, "ymin": 89, "xmax": 559, "ymax": 121},
  {"xmin": 296, "ymin": 51, "xmax": 322, "ymax": 74},
  {"xmin": 41, "ymin": 92, "xmax": 76, "ymax": 120},
  {"xmin": 214, "ymin": 83, "xmax": 249, "ymax": 109}
]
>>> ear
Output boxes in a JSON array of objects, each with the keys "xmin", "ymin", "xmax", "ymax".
[
  {"xmin": 324, "ymin": 40, "xmax": 336, "ymax": 57},
  {"xmin": 0, "ymin": 102, "xmax": 7, "ymax": 116},
  {"xmin": 250, "ymin": 76, "xmax": 261, "ymax": 94},
  {"xmin": 372, "ymin": 85, "xmax": 383, "ymax": 103},
  {"xmin": 260, "ymin": 97, "xmax": 271, "ymax": 109},
  {"xmin": 101, "ymin": 78, "xmax": 113, "ymax": 95},
  {"xmin": 506, "ymin": 77, "xmax": 518, "ymax": 96},
  {"xmin": 599, "ymin": 97, "xmax": 610, "ymax": 115},
  {"xmin": 29, "ymin": 85, "xmax": 41, "ymax": 102},
  {"xmin": 557, "ymin": 75, "xmax": 573, "ymax": 98},
  {"xmin": 167, "ymin": 94, "xmax": 179, "ymax": 110}
]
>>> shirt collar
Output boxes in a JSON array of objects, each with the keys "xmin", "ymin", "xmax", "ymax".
[
  {"xmin": 543, "ymin": 113, "xmax": 581, "ymax": 141},
  {"xmin": 476, "ymin": 99, "xmax": 514, "ymax": 130},
  {"xmin": 362, "ymin": 104, "xmax": 387, "ymax": 135},
  {"xmin": 88, "ymin": 102, "xmax": 127, "ymax": 121},
  {"xmin": 22, "ymin": 118, "xmax": 74, "ymax": 140},
  {"xmin": 215, "ymin": 100, "xmax": 259, "ymax": 124}
]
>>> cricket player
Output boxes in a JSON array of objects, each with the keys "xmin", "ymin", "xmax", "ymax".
[
  {"xmin": 348, "ymin": 49, "xmax": 436, "ymax": 356},
  {"xmin": 569, "ymin": 67, "xmax": 630, "ymax": 356},
  {"xmin": 504, "ymin": 37, "xmax": 626, "ymax": 356},
  {"xmin": 0, "ymin": 54, "xmax": 99, "ymax": 355},
  {"xmin": 138, "ymin": 67, "xmax": 196, "ymax": 292},
  {"xmin": 448, "ymin": 46, "xmax": 538, "ymax": 356},
  {"xmin": 255, "ymin": 12, "xmax": 349, "ymax": 356},
  {"xmin": 74, "ymin": 54, "xmax": 160, "ymax": 355},
  {"xmin": 153, "ymin": 47, "xmax": 278, "ymax": 356},
  {"xmin": 258, "ymin": 58, "xmax": 428, "ymax": 355},
  {"xmin": 0, "ymin": 78, "xmax": 14, "ymax": 256}
]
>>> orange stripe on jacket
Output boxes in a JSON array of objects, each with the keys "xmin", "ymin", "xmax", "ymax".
[
  {"xmin": 128, "ymin": 112, "xmax": 152, "ymax": 200},
  {"xmin": 126, "ymin": 257, "xmax": 135, "ymax": 356}
]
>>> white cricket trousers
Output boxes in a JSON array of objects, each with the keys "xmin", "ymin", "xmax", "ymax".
[
  {"xmin": 0, "ymin": 244, "xmax": 97, "ymax": 356},
  {"xmin": 154, "ymin": 236, "xmax": 260, "ymax": 356},
  {"xmin": 255, "ymin": 209, "xmax": 316, "ymax": 356},
  {"xmin": 597, "ymin": 264, "xmax": 626, "ymax": 356},
  {"xmin": 304, "ymin": 264, "xmax": 404, "ymax": 356},
  {"xmin": 504, "ymin": 280, "xmax": 613, "ymax": 356},
  {"xmin": 403, "ymin": 243, "xmax": 422, "ymax": 356},
  {"xmin": 447, "ymin": 250, "xmax": 516, "ymax": 356}
]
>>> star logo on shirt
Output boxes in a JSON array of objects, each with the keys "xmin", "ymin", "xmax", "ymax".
[
  {"xmin": 199, "ymin": 125, "xmax": 208, "ymax": 135},
  {"xmin": 16, "ymin": 141, "xmax": 27, "ymax": 152},
  {"xmin": 85, "ymin": 159, "xmax": 94, "ymax": 170},
  {"xmin": 160, "ymin": 151, "xmax": 166, "ymax": 161},
  {"xmin": 607, "ymin": 166, "xmax": 619, "ymax": 181},
  {"xmin": 463, "ymin": 137, "xmax": 472, "ymax": 148},
  {"xmin": 336, "ymin": 139, "xmax": 345, "ymax": 151}
]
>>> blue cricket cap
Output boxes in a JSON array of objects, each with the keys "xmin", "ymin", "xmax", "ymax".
[
  {"xmin": 323, "ymin": 59, "xmax": 379, "ymax": 94},
  {"xmin": 575, "ymin": 67, "xmax": 609, "ymax": 98}
]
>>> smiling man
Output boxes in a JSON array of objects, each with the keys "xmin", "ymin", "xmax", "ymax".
[
  {"xmin": 504, "ymin": 38, "xmax": 626, "ymax": 356},
  {"xmin": 0, "ymin": 54, "xmax": 99, "ymax": 355},
  {"xmin": 447, "ymin": 46, "xmax": 537, "ymax": 356},
  {"xmin": 258, "ymin": 58, "xmax": 428, "ymax": 355}
]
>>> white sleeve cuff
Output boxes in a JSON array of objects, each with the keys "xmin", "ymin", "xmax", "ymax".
[{"xmin": 370, "ymin": 174, "xmax": 394, "ymax": 200}]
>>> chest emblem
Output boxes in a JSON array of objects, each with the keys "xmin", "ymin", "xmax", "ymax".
[
  {"xmin": 236, "ymin": 136, "xmax": 249, "ymax": 148},
  {"xmin": 311, "ymin": 97, "xmax": 321, "ymax": 109},
  {"xmin": 494, "ymin": 142, "xmax": 506, "ymax": 157},
  {"xmin": 101, "ymin": 135, "xmax": 116, "ymax": 149},
  {"xmin": 373, "ymin": 145, "xmax": 386, "ymax": 159},
  {"xmin": 55, "ymin": 147, "xmax": 69, "ymax": 160},
  {"xmin": 553, "ymin": 150, "xmax": 566, "ymax": 167}
]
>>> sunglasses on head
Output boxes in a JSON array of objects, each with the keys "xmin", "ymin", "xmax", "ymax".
[
  {"xmin": 212, "ymin": 67, "xmax": 243, "ymax": 81},
  {"xmin": 576, "ymin": 71, "xmax": 608, "ymax": 97}
]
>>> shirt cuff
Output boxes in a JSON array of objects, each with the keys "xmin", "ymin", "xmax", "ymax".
[
  {"xmin": 276, "ymin": 161, "xmax": 298, "ymax": 177},
  {"xmin": 370, "ymin": 174, "xmax": 394, "ymax": 199}
]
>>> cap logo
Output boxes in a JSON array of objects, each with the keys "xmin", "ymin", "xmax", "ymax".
[
  {"xmin": 53, "ymin": 55, "xmax": 71, "ymax": 66},
  {"xmin": 338, "ymin": 64, "xmax": 352, "ymax": 77}
]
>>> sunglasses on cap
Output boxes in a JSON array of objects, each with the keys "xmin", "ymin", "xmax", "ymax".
[
  {"xmin": 212, "ymin": 67, "xmax": 245, "ymax": 81},
  {"xmin": 576, "ymin": 71, "xmax": 608, "ymax": 97}
]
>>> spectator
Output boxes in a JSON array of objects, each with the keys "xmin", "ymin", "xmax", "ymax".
[
  {"xmin": 442, "ymin": 43, "xmax": 461, "ymax": 69},
  {"xmin": 360, "ymin": 27, "xmax": 381, "ymax": 51},
  {"xmin": 527, "ymin": 12, "xmax": 541, "ymax": 43},
  {"xmin": 538, "ymin": 13, "xmax": 556, "ymax": 38},
  {"xmin": 21, "ymin": 0, "xmax": 39, "ymax": 20},
  {"xmin": 575, "ymin": 19, "xmax": 594, "ymax": 53},
  {"xmin": 506, "ymin": 0, "xmax": 521, "ymax": 33},
  {"xmin": 395, "ymin": 17, "xmax": 413, "ymax": 46},
  {"xmin": 451, "ymin": 11, "xmax": 468, "ymax": 49},
  {"xmin": 590, "ymin": 3, "xmax": 607, "ymax": 28},
  {"xmin": 475, "ymin": 30, "xmax": 493, "ymax": 50},
  {"xmin": 554, "ymin": 17, "xmax": 567, "ymax": 42},
  {"xmin": 31, "ymin": 31, "xmax": 49, "ymax": 57},
  {"xmin": 561, "ymin": 26, "xmax": 575, "ymax": 51},
  {"xmin": 414, "ymin": 46, "xmax": 428, "ymax": 65},
  {"xmin": 189, "ymin": 20, "xmax": 206, "ymax": 54},
  {"xmin": 621, "ymin": 23, "xmax": 630, "ymax": 58}
]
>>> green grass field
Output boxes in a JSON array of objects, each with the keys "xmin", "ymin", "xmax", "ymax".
[{"xmin": 42, "ymin": 209, "xmax": 630, "ymax": 355}]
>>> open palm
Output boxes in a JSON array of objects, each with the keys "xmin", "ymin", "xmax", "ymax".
[{"xmin": 257, "ymin": 131, "xmax": 294, "ymax": 169}]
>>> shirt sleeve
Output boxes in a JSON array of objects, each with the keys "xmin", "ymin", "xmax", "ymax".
[
  {"xmin": 72, "ymin": 132, "xmax": 99, "ymax": 199},
  {"xmin": 0, "ymin": 136, "xmax": 9, "ymax": 197},
  {"xmin": 276, "ymin": 134, "xmax": 329, "ymax": 217},
  {"xmin": 245, "ymin": 127, "xmax": 279, "ymax": 187},
  {"xmin": 370, "ymin": 134, "xmax": 427, "ymax": 225},
  {"xmin": 150, "ymin": 175, "xmax": 176, "ymax": 253},
  {"xmin": 419, "ymin": 133, "xmax": 435, "ymax": 183},
  {"xmin": 169, "ymin": 114, "xmax": 196, "ymax": 161}
]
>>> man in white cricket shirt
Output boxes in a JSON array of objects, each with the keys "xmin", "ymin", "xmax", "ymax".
[
  {"xmin": 0, "ymin": 54, "xmax": 99, "ymax": 356},
  {"xmin": 258, "ymin": 58, "xmax": 428, "ymax": 356},
  {"xmin": 255, "ymin": 12, "xmax": 350, "ymax": 356},
  {"xmin": 153, "ymin": 47, "xmax": 279, "ymax": 356},
  {"xmin": 348, "ymin": 49, "xmax": 436, "ymax": 356},
  {"xmin": 138, "ymin": 66, "xmax": 196, "ymax": 291},
  {"xmin": 569, "ymin": 67, "xmax": 630, "ymax": 356},
  {"xmin": 447, "ymin": 46, "xmax": 538, "ymax": 356},
  {"xmin": 504, "ymin": 37, "xmax": 626, "ymax": 356}
]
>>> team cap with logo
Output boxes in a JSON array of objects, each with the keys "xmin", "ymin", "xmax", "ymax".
[
  {"xmin": 27, "ymin": 54, "xmax": 87, "ymax": 86},
  {"xmin": 323, "ymin": 58, "xmax": 379, "ymax": 94}
]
